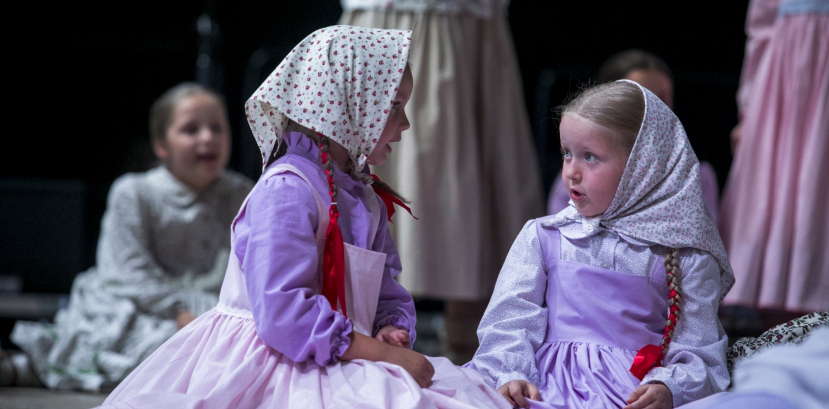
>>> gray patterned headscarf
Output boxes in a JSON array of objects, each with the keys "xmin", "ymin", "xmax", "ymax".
[{"xmin": 552, "ymin": 80, "xmax": 734, "ymax": 299}]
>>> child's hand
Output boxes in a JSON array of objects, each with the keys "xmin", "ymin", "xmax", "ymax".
[
  {"xmin": 340, "ymin": 331, "xmax": 433, "ymax": 388},
  {"xmin": 375, "ymin": 326, "xmax": 410, "ymax": 348},
  {"xmin": 623, "ymin": 382, "xmax": 673, "ymax": 409},
  {"xmin": 384, "ymin": 346, "xmax": 435, "ymax": 388},
  {"xmin": 497, "ymin": 380, "xmax": 541, "ymax": 408}
]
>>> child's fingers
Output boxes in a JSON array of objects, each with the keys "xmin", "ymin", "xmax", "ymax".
[
  {"xmin": 393, "ymin": 330, "xmax": 410, "ymax": 345},
  {"xmin": 374, "ymin": 326, "xmax": 395, "ymax": 340},
  {"xmin": 623, "ymin": 386, "xmax": 653, "ymax": 409},
  {"xmin": 394, "ymin": 332, "xmax": 410, "ymax": 348},
  {"xmin": 524, "ymin": 382, "xmax": 541, "ymax": 402},
  {"xmin": 497, "ymin": 383, "xmax": 522, "ymax": 409},
  {"xmin": 508, "ymin": 383, "xmax": 530, "ymax": 408},
  {"xmin": 497, "ymin": 388, "xmax": 517, "ymax": 409},
  {"xmin": 381, "ymin": 333, "xmax": 403, "ymax": 347},
  {"xmin": 626, "ymin": 385, "xmax": 647, "ymax": 404}
]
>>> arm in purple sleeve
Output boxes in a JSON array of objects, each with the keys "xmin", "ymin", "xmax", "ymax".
[
  {"xmin": 235, "ymin": 172, "xmax": 352, "ymax": 366},
  {"xmin": 370, "ymin": 197, "xmax": 417, "ymax": 346}
]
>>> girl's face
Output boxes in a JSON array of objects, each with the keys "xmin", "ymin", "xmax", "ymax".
[
  {"xmin": 560, "ymin": 115, "xmax": 629, "ymax": 217},
  {"xmin": 154, "ymin": 92, "xmax": 230, "ymax": 191},
  {"xmin": 366, "ymin": 66, "xmax": 413, "ymax": 166}
]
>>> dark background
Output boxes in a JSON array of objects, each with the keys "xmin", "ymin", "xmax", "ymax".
[{"xmin": 2, "ymin": 0, "xmax": 748, "ymax": 294}]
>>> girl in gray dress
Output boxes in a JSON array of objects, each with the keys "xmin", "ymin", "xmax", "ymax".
[{"xmin": 5, "ymin": 83, "xmax": 253, "ymax": 391}]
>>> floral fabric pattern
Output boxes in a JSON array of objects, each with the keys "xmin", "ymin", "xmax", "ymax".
[
  {"xmin": 551, "ymin": 80, "xmax": 734, "ymax": 300},
  {"xmin": 245, "ymin": 25, "xmax": 412, "ymax": 170},
  {"xmin": 726, "ymin": 311, "xmax": 829, "ymax": 376}
]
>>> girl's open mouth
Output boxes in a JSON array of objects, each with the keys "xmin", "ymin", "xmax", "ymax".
[
  {"xmin": 197, "ymin": 153, "xmax": 218, "ymax": 162},
  {"xmin": 570, "ymin": 190, "xmax": 585, "ymax": 201}
]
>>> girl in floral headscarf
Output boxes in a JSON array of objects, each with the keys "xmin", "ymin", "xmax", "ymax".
[
  {"xmin": 468, "ymin": 81, "xmax": 734, "ymax": 409},
  {"xmin": 96, "ymin": 26, "xmax": 509, "ymax": 409}
]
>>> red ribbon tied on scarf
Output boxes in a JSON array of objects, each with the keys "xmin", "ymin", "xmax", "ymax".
[
  {"xmin": 370, "ymin": 174, "xmax": 418, "ymax": 222},
  {"xmin": 629, "ymin": 344, "xmax": 664, "ymax": 380}
]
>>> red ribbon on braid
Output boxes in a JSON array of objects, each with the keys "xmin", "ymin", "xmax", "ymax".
[
  {"xmin": 370, "ymin": 174, "xmax": 418, "ymax": 222},
  {"xmin": 319, "ymin": 139, "xmax": 347, "ymax": 318},
  {"xmin": 630, "ymin": 345, "xmax": 663, "ymax": 380},
  {"xmin": 630, "ymin": 268, "xmax": 681, "ymax": 380}
]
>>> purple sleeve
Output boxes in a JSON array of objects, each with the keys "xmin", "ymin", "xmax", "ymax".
[
  {"xmin": 234, "ymin": 172, "xmax": 352, "ymax": 366},
  {"xmin": 370, "ymin": 197, "xmax": 417, "ymax": 347}
]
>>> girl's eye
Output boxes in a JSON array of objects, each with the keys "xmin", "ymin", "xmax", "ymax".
[
  {"xmin": 561, "ymin": 148, "xmax": 571, "ymax": 158},
  {"xmin": 585, "ymin": 153, "xmax": 597, "ymax": 162},
  {"xmin": 210, "ymin": 124, "xmax": 223, "ymax": 134},
  {"xmin": 183, "ymin": 125, "xmax": 199, "ymax": 135}
]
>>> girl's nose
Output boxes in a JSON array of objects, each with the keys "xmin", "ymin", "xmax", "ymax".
[
  {"xmin": 400, "ymin": 113, "xmax": 410, "ymax": 131},
  {"xmin": 564, "ymin": 163, "xmax": 579, "ymax": 181},
  {"xmin": 200, "ymin": 127, "xmax": 217, "ymax": 143}
]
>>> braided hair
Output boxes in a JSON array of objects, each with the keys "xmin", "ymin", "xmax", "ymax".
[{"xmin": 660, "ymin": 248, "xmax": 683, "ymax": 360}]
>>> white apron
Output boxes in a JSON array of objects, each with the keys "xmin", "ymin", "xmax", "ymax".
[{"xmin": 217, "ymin": 163, "xmax": 386, "ymax": 337}]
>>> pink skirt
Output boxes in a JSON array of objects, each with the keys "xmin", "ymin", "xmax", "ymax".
[
  {"xmin": 719, "ymin": 9, "xmax": 829, "ymax": 312},
  {"xmin": 97, "ymin": 309, "xmax": 509, "ymax": 409}
]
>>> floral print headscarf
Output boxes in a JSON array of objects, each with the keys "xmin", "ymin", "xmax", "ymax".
[
  {"xmin": 245, "ymin": 25, "xmax": 412, "ymax": 170},
  {"xmin": 553, "ymin": 80, "xmax": 735, "ymax": 299}
]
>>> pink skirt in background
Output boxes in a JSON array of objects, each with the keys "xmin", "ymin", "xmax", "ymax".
[{"xmin": 719, "ymin": 4, "xmax": 829, "ymax": 312}]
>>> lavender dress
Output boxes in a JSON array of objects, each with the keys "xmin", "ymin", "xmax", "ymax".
[
  {"xmin": 468, "ymin": 217, "xmax": 729, "ymax": 408},
  {"xmin": 535, "ymin": 225, "xmax": 670, "ymax": 408}
]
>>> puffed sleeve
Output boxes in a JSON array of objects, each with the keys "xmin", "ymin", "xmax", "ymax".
[
  {"xmin": 96, "ymin": 175, "xmax": 205, "ymax": 318},
  {"xmin": 370, "ymin": 197, "xmax": 418, "ymax": 346},
  {"xmin": 466, "ymin": 220, "xmax": 548, "ymax": 389},
  {"xmin": 642, "ymin": 248, "xmax": 730, "ymax": 407},
  {"xmin": 235, "ymin": 171, "xmax": 352, "ymax": 366}
]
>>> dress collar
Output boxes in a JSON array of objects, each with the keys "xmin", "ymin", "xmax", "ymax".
[
  {"xmin": 151, "ymin": 166, "xmax": 233, "ymax": 208},
  {"xmin": 541, "ymin": 210, "xmax": 655, "ymax": 247},
  {"xmin": 151, "ymin": 166, "xmax": 199, "ymax": 207}
]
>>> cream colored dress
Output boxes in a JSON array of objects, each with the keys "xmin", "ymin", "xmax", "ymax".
[{"xmin": 340, "ymin": 0, "xmax": 543, "ymax": 300}]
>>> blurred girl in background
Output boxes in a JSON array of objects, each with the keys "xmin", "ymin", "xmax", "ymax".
[{"xmin": 6, "ymin": 83, "xmax": 252, "ymax": 391}]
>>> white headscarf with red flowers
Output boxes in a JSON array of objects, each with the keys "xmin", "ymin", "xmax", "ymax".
[
  {"xmin": 245, "ymin": 25, "xmax": 412, "ymax": 170},
  {"xmin": 551, "ymin": 80, "xmax": 734, "ymax": 300}
]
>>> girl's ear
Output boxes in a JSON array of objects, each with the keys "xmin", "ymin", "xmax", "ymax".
[{"xmin": 153, "ymin": 139, "xmax": 169, "ymax": 161}]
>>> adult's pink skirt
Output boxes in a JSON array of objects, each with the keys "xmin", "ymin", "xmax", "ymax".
[{"xmin": 719, "ymin": 0, "xmax": 829, "ymax": 312}]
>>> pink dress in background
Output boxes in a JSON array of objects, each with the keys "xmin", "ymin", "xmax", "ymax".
[{"xmin": 719, "ymin": 0, "xmax": 829, "ymax": 312}]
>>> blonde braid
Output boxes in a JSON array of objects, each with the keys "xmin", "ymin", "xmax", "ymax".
[
  {"xmin": 320, "ymin": 137, "xmax": 338, "ymax": 206},
  {"xmin": 660, "ymin": 248, "xmax": 683, "ymax": 358},
  {"xmin": 346, "ymin": 154, "xmax": 410, "ymax": 204},
  {"xmin": 347, "ymin": 160, "xmax": 375, "ymax": 185}
]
